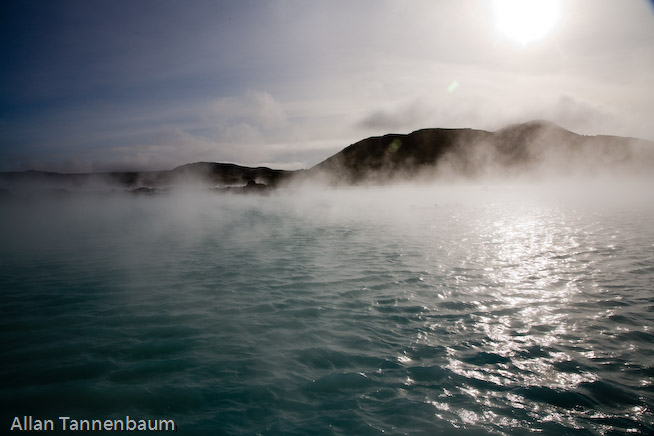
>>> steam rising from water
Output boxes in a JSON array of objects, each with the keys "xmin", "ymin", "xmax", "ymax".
[{"xmin": 1, "ymin": 182, "xmax": 653, "ymax": 434}]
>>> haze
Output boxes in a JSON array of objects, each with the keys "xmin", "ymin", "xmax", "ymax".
[{"xmin": 1, "ymin": 0, "xmax": 653, "ymax": 173}]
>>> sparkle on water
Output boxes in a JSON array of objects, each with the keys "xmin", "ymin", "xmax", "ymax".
[{"xmin": 1, "ymin": 183, "xmax": 653, "ymax": 435}]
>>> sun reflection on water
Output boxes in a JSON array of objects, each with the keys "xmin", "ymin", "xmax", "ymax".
[
  {"xmin": 446, "ymin": 203, "xmax": 589, "ymax": 385},
  {"xmin": 398, "ymin": 196, "xmax": 654, "ymax": 434}
]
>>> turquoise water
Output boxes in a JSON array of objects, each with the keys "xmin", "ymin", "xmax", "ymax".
[{"xmin": 1, "ymin": 185, "xmax": 653, "ymax": 435}]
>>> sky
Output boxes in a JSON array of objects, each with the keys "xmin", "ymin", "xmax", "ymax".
[{"xmin": 1, "ymin": 0, "xmax": 653, "ymax": 172}]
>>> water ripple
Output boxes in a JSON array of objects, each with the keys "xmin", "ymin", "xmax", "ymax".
[{"xmin": 1, "ymin": 188, "xmax": 653, "ymax": 435}]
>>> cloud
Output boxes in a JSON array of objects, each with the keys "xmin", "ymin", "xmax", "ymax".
[
  {"xmin": 209, "ymin": 90, "xmax": 288, "ymax": 133},
  {"xmin": 540, "ymin": 96, "xmax": 615, "ymax": 133},
  {"xmin": 74, "ymin": 90, "xmax": 353, "ymax": 172},
  {"xmin": 517, "ymin": 94, "xmax": 654, "ymax": 141},
  {"xmin": 352, "ymin": 61, "xmax": 654, "ymax": 142},
  {"xmin": 356, "ymin": 102, "xmax": 426, "ymax": 132},
  {"xmin": 2, "ymin": 1, "xmax": 653, "ymax": 173}
]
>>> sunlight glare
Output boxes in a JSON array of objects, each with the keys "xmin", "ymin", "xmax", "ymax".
[{"xmin": 493, "ymin": 0, "xmax": 560, "ymax": 46}]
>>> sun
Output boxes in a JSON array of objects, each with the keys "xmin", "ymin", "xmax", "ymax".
[{"xmin": 493, "ymin": 0, "xmax": 560, "ymax": 46}]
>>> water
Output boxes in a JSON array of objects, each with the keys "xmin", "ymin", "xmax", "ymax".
[{"xmin": 1, "ymin": 184, "xmax": 653, "ymax": 435}]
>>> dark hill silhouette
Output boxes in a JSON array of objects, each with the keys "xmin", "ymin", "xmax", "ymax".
[
  {"xmin": 0, "ymin": 162, "xmax": 291, "ymax": 191},
  {"xmin": 1, "ymin": 120, "xmax": 652, "ymax": 192},
  {"xmin": 306, "ymin": 120, "xmax": 654, "ymax": 183},
  {"xmin": 168, "ymin": 162, "xmax": 289, "ymax": 186}
]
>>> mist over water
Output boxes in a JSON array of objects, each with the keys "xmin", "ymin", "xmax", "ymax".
[{"xmin": 1, "ymin": 182, "xmax": 653, "ymax": 435}]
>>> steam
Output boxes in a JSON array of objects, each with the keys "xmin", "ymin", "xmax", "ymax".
[
  {"xmin": 290, "ymin": 121, "xmax": 654, "ymax": 188},
  {"xmin": 3, "ymin": 180, "xmax": 651, "ymax": 258},
  {"xmin": 2, "ymin": 178, "xmax": 652, "ymax": 338}
]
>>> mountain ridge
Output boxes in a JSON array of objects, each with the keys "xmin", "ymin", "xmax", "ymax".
[
  {"xmin": 2, "ymin": 120, "xmax": 653, "ymax": 191},
  {"xmin": 305, "ymin": 120, "xmax": 653, "ymax": 184}
]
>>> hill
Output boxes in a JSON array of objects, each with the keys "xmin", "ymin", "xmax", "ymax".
[
  {"xmin": 306, "ymin": 120, "xmax": 654, "ymax": 183},
  {"xmin": 1, "ymin": 120, "xmax": 652, "ymax": 192},
  {"xmin": 0, "ymin": 162, "xmax": 292, "ymax": 192}
]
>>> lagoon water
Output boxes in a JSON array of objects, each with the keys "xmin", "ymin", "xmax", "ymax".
[{"xmin": 1, "ymin": 183, "xmax": 653, "ymax": 435}]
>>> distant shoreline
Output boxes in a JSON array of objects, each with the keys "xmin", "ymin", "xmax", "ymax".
[{"xmin": 2, "ymin": 121, "xmax": 653, "ymax": 194}]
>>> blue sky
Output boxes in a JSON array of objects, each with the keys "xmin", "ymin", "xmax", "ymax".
[{"xmin": 1, "ymin": 0, "xmax": 653, "ymax": 172}]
